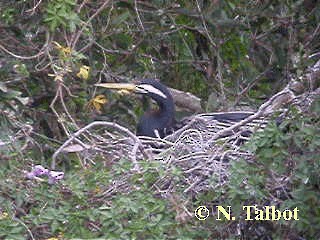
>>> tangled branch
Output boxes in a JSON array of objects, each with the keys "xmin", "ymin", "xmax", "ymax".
[{"xmin": 52, "ymin": 59, "xmax": 320, "ymax": 196}]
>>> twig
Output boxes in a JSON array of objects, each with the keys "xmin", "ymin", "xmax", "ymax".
[
  {"xmin": 216, "ymin": 49, "xmax": 227, "ymax": 108},
  {"xmin": 13, "ymin": 217, "xmax": 35, "ymax": 240},
  {"xmin": 25, "ymin": 0, "xmax": 43, "ymax": 15},
  {"xmin": 195, "ymin": 0, "xmax": 216, "ymax": 48},
  {"xmin": 0, "ymin": 30, "xmax": 50, "ymax": 60},
  {"xmin": 134, "ymin": 0, "xmax": 145, "ymax": 31},
  {"xmin": 207, "ymin": 88, "xmax": 295, "ymax": 146},
  {"xmin": 49, "ymin": 83, "xmax": 71, "ymax": 137},
  {"xmin": 71, "ymin": 0, "xmax": 112, "ymax": 49},
  {"xmin": 234, "ymin": 54, "xmax": 274, "ymax": 106},
  {"xmin": 77, "ymin": 0, "xmax": 90, "ymax": 13},
  {"xmin": 51, "ymin": 121, "xmax": 148, "ymax": 169}
]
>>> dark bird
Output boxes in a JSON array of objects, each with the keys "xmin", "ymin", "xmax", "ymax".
[{"xmin": 95, "ymin": 79, "xmax": 255, "ymax": 138}]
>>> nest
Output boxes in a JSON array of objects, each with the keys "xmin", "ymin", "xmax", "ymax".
[
  {"xmin": 52, "ymin": 78, "xmax": 320, "ymax": 196},
  {"xmin": 51, "ymin": 112, "xmax": 269, "ymax": 195}
]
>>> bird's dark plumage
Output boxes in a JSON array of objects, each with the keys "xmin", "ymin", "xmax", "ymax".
[
  {"xmin": 136, "ymin": 79, "xmax": 175, "ymax": 138},
  {"xmin": 134, "ymin": 79, "xmax": 255, "ymax": 138},
  {"xmin": 95, "ymin": 79, "xmax": 258, "ymax": 139}
]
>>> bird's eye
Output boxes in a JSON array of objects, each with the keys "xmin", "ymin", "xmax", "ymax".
[
  {"xmin": 138, "ymin": 84, "xmax": 167, "ymax": 99},
  {"xmin": 135, "ymin": 86, "xmax": 148, "ymax": 94}
]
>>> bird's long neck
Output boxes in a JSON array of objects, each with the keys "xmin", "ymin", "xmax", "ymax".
[{"xmin": 156, "ymin": 98, "xmax": 175, "ymax": 120}]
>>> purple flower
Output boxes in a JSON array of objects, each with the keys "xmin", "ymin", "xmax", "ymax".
[
  {"xmin": 48, "ymin": 171, "xmax": 64, "ymax": 184},
  {"xmin": 25, "ymin": 165, "xmax": 64, "ymax": 184},
  {"xmin": 26, "ymin": 165, "xmax": 49, "ymax": 179},
  {"xmin": 26, "ymin": 171, "xmax": 36, "ymax": 179},
  {"xmin": 33, "ymin": 165, "xmax": 49, "ymax": 176}
]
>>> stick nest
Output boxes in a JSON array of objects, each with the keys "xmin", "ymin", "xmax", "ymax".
[{"xmin": 52, "ymin": 82, "xmax": 319, "ymax": 196}]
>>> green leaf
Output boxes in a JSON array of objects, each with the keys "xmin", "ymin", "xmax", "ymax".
[
  {"xmin": 112, "ymin": 11, "xmax": 131, "ymax": 26},
  {"xmin": 0, "ymin": 83, "xmax": 8, "ymax": 92}
]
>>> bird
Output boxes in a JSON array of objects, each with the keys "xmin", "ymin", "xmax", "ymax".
[
  {"xmin": 95, "ymin": 79, "xmax": 258, "ymax": 138},
  {"xmin": 95, "ymin": 79, "xmax": 175, "ymax": 138}
]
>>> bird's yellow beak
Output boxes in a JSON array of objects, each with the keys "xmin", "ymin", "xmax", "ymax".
[
  {"xmin": 94, "ymin": 82, "xmax": 149, "ymax": 94},
  {"xmin": 94, "ymin": 83, "xmax": 136, "ymax": 91}
]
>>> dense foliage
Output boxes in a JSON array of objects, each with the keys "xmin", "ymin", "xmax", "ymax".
[{"xmin": 0, "ymin": 0, "xmax": 319, "ymax": 239}]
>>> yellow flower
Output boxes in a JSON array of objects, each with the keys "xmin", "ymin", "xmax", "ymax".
[
  {"xmin": 48, "ymin": 73, "xmax": 64, "ymax": 82},
  {"xmin": 53, "ymin": 41, "xmax": 72, "ymax": 56},
  {"xmin": 94, "ymin": 186, "xmax": 101, "ymax": 193},
  {"xmin": 88, "ymin": 95, "xmax": 108, "ymax": 112},
  {"xmin": 76, "ymin": 65, "xmax": 90, "ymax": 80},
  {"xmin": 0, "ymin": 212, "xmax": 8, "ymax": 220}
]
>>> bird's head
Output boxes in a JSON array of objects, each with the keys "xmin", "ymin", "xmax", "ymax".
[
  {"xmin": 95, "ymin": 79, "xmax": 173, "ymax": 107},
  {"xmin": 95, "ymin": 79, "xmax": 176, "ymax": 138}
]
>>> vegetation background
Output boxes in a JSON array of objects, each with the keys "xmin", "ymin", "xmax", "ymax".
[{"xmin": 0, "ymin": 0, "xmax": 319, "ymax": 239}]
